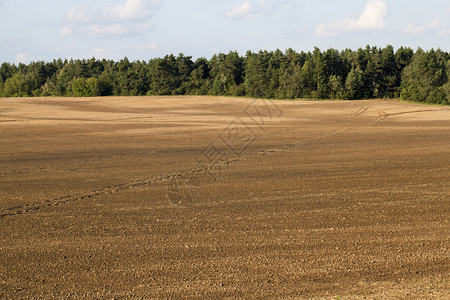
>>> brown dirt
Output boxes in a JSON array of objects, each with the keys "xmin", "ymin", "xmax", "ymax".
[{"xmin": 0, "ymin": 96, "xmax": 449, "ymax": 299}]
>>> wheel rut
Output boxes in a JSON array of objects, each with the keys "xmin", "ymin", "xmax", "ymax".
[{"xmin": 2, "ymin": 103, "xmax": 424, "ymax": 219}]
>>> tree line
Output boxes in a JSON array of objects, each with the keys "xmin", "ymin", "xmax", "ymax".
[{"xmin": 0, "ymin": 45, "xmax": 449, "ymax": 105}]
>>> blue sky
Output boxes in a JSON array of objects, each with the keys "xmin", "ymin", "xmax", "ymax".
[{"xmin": 1, "ymin": 0, "xmax": 450, "ymax": 63}]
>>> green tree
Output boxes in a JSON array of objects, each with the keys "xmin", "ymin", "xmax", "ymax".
[
  {"xmin": 277, "ymin": 61, "xmax": 303, "ymax": 99},
  {"xmin": 0, "ymin": 46, "xmax": 446, "ymax": 104},
  {"xmin": 300, "ymin": 60, "xmax": 315, "ymax": 97},
  {"xmin": 401, "ymin": 48, "xmax": 448, "ymax": 103},
  {"xmin": 0, "ymin": 80, "xmax": 5, "ymax": 97},
  {"xmin": 345, "ymin": 67, "xmax": 364, "ymax": 100},
  {"xmin": 312, "ymin": 47, "xmax": 328, "ymax": 98},
  {"xmin": 208, "ymin": 52, "xmax": 244, "ymax": 95},
  {"xmin": 70, "ymin": 77, "xmax": 100, "ymax": 97},
  {"xmin": 40, "ymin": 78, "xmax": 57, "ymax": 96},
  {"xmin": 266, "ymin": 49, "xmax": 287, "ymax": 98},
  {"xmin": 98, "ymin": 72, "xmax": 114, "ymax": 96},
  {"xmin": 244, "ymin": 51, "xmax": 271, "ymax": 98},
  {"xmin": 148, "ymin": 54, "xmax": 193, "ymax": 95},
  {"xmin": 378, "ymin": 45, "xmax": 400, "ymax": 97},
  {"xmin": 442, "ymin": 60, "xmax": 450, "ymax": 105},
  {"xmin": 186, "ymin": 57, "xmax": 211, "ymax": 95},
  {"xmin": 395, "ymin": 47, "xmax": 414, "ymax": 95},
  {"xmin": 328, "ymin": 75, "xmax": 344, "ymax": 99},
  {"xmin": 0, "ymin": 63, "xmax": 17, "ymax": 83},
  {"xmin": 148, "ymin": 56, "xmax": 177, "ymax": 95},
  {"xmin": 3, "ymin": 73, "xmax": 34, "ymax": 97}
]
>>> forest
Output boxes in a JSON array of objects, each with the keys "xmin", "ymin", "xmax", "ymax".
[{"xmin": 0, "ymin": 45, "xmax": 449, "ymax": 105}]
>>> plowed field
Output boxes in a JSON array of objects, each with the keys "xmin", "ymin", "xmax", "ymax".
[{"xmin": 1, "ymin": 96, "xmax": 449, "ymax": 298}]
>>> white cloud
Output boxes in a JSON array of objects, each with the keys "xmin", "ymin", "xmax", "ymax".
[
  {"xmin": 93, "ymin": 48, "xmax": 105, "ymax": 54},
  {"xmin": 436, "ymin": 29, "xmax": 450, "ymax": 37},
  {"xmin": 66, "ymin": 5, "xmax": 90, "ymax": 23},
  {"xmin": 134, "ymin": 22, "xmax": 157, "ymax": 33},
  {"xmin": 226, "ymin": 1, "xmax": 253, "ymax": 19},
  {"xmin": 315, "ymin": 0, "xmax": 388, "ymax": 38},
  {"xmin": 135, "ymin": 42, "xmax": 158, "ymax": 50},
  {"xmin": 16, "ymin": 53, "xmax": 29, "ymax": 64},
  {"xmin": 60, "ymin": 26, "xmax": 74, "ymax": 37},
  {"xmin": 89, "ymin": 24, "xmax": 128, "ymax": 35},
  {"xmin": 406, "ymin": 18, "xmax": 446, "ymax": 36},
  {"xmin": 62, "ymin": 0, "xmax": 165, "ymax": 36},
  {"xmin": 86, "ymin": 23, "xmax": 158, "ymax": 36},
  {"xmin": 226, "ymin": 0, "xmax": 281, "ymax": 19},
  {"xmin": 102, "ymin": 0, "xmax": 163, "ymax": 21}
]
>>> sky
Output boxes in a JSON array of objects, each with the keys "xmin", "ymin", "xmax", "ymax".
[{"xmin": 1, "ymin": 0, "xmax": 450, "ymax": 63}]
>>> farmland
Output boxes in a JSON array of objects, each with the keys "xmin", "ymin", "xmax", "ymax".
[{"xmin": 0, "ymin": 96, "xmax": 449, "ymax": 298}]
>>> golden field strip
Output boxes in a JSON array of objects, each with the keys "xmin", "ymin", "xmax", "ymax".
[{"xmin": 0, "ymin": 96, "xmax": 449, "ymax": 298}]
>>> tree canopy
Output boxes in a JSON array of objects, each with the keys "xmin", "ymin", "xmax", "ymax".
[{"xmin": 0, "ymin": 46, "xmax": 449, "ymax": 104}]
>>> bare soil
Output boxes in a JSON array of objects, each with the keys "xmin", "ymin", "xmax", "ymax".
[{"xmin": 0, "ymin": 96, "xmax": 449, "ymax": 299}]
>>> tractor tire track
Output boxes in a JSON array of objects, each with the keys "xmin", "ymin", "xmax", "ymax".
[
  {"xmin": 0, "ymin": 151, "xmax": 149, "ymax": 177},
  {"xmin": 0, "ymin": 104, "xmax": 371, "ymax": 178},
  {"xmin": 1, "ymin": 104, "xmax": 381, "ymax": 218},
  {"xmin": 382, "ymin": 108, "xmax": 450, "ymax": 117},
  {"xmin": 337, "ymin": 104, "xmax": 370, "ymax": 123}
]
